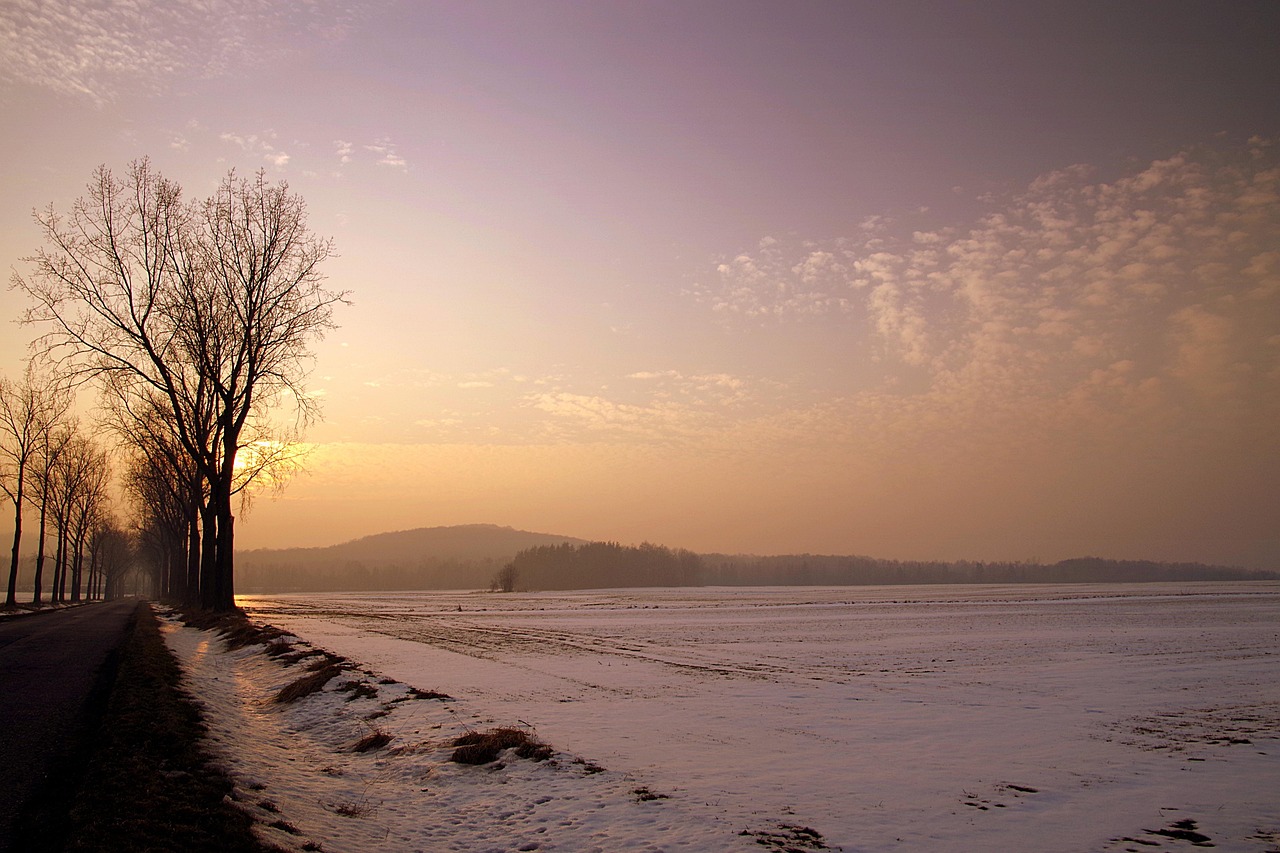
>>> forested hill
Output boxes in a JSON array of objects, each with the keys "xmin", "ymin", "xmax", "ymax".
[
  {"xmin": 235, "ymin": 525, "xmax": 585, "ymax": 592},
  {"xmin": 700, "ymin": 554, "xmax": 1278, "ymax": 586}
]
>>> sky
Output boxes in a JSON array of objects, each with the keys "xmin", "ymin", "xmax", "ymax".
[{"xmin": 1, "ymin": 1, "xmax": 1278, "ymax": 568}]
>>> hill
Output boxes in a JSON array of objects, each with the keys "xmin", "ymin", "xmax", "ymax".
[{"xmin": 235, "ymin": 524, "xmax": 586, "ymax": 592}]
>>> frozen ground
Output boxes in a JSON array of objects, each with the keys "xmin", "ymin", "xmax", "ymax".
[{"xmin": 170, "ymin": 583, "xmax": 1280, "ymax": 851}]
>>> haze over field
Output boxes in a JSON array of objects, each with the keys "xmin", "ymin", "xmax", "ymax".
[{"xmin": 3, "ymin": 2, "xmax": 1278, "ymax": 569}]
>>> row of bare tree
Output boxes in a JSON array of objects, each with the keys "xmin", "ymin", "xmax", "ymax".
[
  {"xmin": 0, "ymin": 367, "xmax": 134, "ymax": 605},
  {"xmin": 7, "ymin": 159, "xmax": 341, "ymax": 611}
]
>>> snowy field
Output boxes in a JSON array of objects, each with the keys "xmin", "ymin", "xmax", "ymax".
[{"xmin": 171, "ymin": 583, "xmax": 1280, "ymax": 851}]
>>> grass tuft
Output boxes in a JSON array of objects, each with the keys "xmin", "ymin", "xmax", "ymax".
[
  {"xmin": 274, "ymin": 664, "xmax": 344, "ymax": 704},
  {"xmin": 351, "ymin": 728, "xmax": 392, "ymax": 753},
  {"xmin": 449, "ymin": 727, "xmax": 553, "ymax": 765},
  {"xmin": 632, "ymin": 787, "xmax": 670, "ymax": 802},
  {"xmin": 337, "ymin": 680, "xmax": 379, "ymax": 701},
  {"xmin": 305, "ymin": 653, "xmax": 347, "ymax": 671}
]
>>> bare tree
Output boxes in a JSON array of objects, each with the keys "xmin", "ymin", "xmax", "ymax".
[
  {"xmin": 0, "ymin": 364, "xmax": 71, "ymax": 607},
  {"xmin": 46, "ymin": 431, "xmax": 99, "ymax": 602},
  {"xmin": 29, "ymin": 420, "xmax": 75, "ymax": 603},
  {"xmin": 14, "ymin": 159, "xmax": 343, "ymax": 611},
  {"xmin": 122, "ymin": 422, "xmax": 201, "ymax": 605},
  {"xmin": 67, "ymin": 440, "xmax": 110, "ymax": 601}
]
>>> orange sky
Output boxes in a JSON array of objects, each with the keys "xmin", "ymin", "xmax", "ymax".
[{"xmin": 2, "ymin": 3, "xmax": 1277, "ymax": 568}]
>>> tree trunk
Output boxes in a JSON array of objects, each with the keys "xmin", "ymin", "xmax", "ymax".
[
  {"xmin": 215, "ymin": 508, "xmax": 235, "ymax": 611},
  {"xmin": 186, "ymin": 514, "xmax": 201, "ymax": 608},
  {"xmin": 31, "ymin": 486, "xmax": 48, "ymax": 604},
  {"xmin": 199, "ymin": 500, "xmax": 218, "ymax": 610},
  {"xmin": 52, "ymin": 529, "xmax": 65, "ymax": 602},
  {"xmin": 4, "ymin": 474, "xmax": 22, "ymax": 606},
  {"xmin": 70, "ymin": 527, "xmax": 85, "ymax": 603}
]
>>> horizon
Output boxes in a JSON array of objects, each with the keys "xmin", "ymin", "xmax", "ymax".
[{"xmin": 3, "ymin": 3, "xmax": 1278, "ymax": 572}]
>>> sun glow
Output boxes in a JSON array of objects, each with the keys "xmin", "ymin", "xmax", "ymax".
[{"xmin": 233, "ymin": 440, "xmax": 311, "ymax": 496}]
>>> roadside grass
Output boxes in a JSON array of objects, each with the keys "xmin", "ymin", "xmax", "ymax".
[
  {"xmin": 275, "ymin": 663, "xmax": 345, "ymax": 704},
  {"xmin": 59, "ymin": 604, "xmax": 275, "ymax": 853}
]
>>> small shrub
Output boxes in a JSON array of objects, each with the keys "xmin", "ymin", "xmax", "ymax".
[
  {"xmin": 274, "ymin": 664, "xmax": 343, "ymax": 704},
  {"xmin": 449, "ymin": 727, "xmax": 552, "ymax": 765}
]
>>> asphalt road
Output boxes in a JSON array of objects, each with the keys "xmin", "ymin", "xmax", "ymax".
[{"xmin": 0, "ymin": 600, "xmax": 140, "ymax": 852}]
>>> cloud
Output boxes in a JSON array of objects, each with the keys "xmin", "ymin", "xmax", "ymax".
[
  {"xmin": 0, "ymin": 0, "xmax": 375, "ymax": 104},
  {"xmin": 697, "ymin": 138, "xmax": 1280, "ymax": 415},
  {"xmin": 219, "ymin": 130, "xmax": 291, "ymax": 169},
  {"xmin": 364, "ymin": 138, "xmax": 408, "ymax": 170}
]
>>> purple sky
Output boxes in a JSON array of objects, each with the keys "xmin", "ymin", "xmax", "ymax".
[{"xmin": 2, "ymin": 2, "xmax": 1278, "ymax": 567}]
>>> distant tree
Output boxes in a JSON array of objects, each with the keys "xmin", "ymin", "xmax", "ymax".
[
  {"xmin": 14, "ymin": 159, "xmax": 343, "ymax": 611},
  {"xmin": 66, "ymin": 439, "xmax": 111, "ymax": 601},
  {"xmin": 491, "ymin": 562, "xmax": 519, "ymax": 593},
  {"xmin": 507, "ymin": 541, "xmax": 702, "ymax": 590},
  {"xmin": 87, "ymin": 518, "xmax": 132, "ymax": 600},
  {"xmin": 0, "ymin": 364, "xmax": 71, "ymax": 607}
]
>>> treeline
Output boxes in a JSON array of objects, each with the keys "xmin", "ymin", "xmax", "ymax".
[
  {"xmin": 701, "ymin": 554, "xmax": 1278, "ymax": 586},
  {"xmin": 8, "ymin": 160, "xmax": 341, "ymax": 612},
  {"xmin": 234, "ymin": 544, "xmax": 1275, "ymax": 594},
  {"xmin": 236, "ymin": 557, "xmax": 507, "ymax": 593},
  {"xmin": 1, "ymin": 370, "xmax": 138, "ymax": 606},
  {"xmin": 502, "ymin": 542, "xmax": 703, "ymax": 591}
]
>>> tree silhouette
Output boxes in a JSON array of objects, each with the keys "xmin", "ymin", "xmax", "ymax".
[
  {"xmin": 14, "ymin": 160, "xmax": 343, "ymax": 610},
  {"xmin": 0, "ymin": 364, "xmax": 71, "ymax": 606}
]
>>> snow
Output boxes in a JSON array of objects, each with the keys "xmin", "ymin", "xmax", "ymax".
[{"xmin": 166, "ymin": 583, "xmax": 1280, "ymax": 851}]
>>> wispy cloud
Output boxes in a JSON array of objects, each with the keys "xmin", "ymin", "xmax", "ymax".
[
  {"xmin": 219, "ymin": 130, "xmax": 291, "ymax": 168},
  {"xmin": 0, "ymin": 0, "xmax": 372, "ymax": 104},
  {"xmin": 364, "ymin": 137, "xmax": 408, "ymax": 170}
]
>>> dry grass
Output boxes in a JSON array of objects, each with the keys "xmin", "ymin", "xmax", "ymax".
[
  {"xmin": 329, "ymin": 799, "xmax": 378, "ymax": 818},
  {"xmin": 180, "ymin": 608, "xmax": 288, "ymax": 651},
  {"xmin": 632, "ymin": 787, "xmax": 670, "ymax": 802},
  {"xmin": 337, "ymin": 680, "xmax": 379, "ymax": 701},
  {"xmin": 305, "ymin": 653, "xmax": 347, "ymax": 671},
  {"xmin": 274, "ymin": 664, "xmax": 344, "ymax": 704},
  {"xmin": 276, "ymin": 648, "xmax": 323, "ymax": 666},
  {"xmin": 351, "ymin": 727, "xmax": 392, "ymax": 753},
  {"xmin": 449, "ymin": 727, "xmax": 553, "ymax": 765}
]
